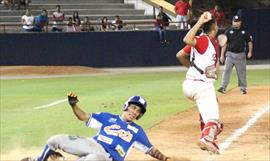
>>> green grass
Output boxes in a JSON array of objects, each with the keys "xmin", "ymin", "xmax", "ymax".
[{"xmin": 0, "ymin": 69, "xmax": 269, "ymax": 153}]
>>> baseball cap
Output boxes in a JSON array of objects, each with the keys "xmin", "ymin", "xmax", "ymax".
[{"xmin": 232, "ymin": 15, "xmax": 241, "ymax": 22}]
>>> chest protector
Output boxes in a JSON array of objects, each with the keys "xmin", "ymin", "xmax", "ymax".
[{"xmin": 187, "ymin": 36, "xmax": 219, "ymax": 82}]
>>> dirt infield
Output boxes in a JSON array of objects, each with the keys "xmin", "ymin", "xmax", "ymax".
[
  {"xmin": 0, "ymin": 66, "xmax": 269, "ymax": 161},
  {"xmin": 126, "ymin": 85, "xmax": 269, "ymax": 161}
]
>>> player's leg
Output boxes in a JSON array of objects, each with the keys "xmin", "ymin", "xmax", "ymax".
[
  {"xmin": 195, "ymin": 83, "xmax": 222, "ymax": 154},
  {"xmin": 176, "ymin": 15, "xmax": 181, "ymax": 29},
  {"xmin": 182, "ymin": 15, "xmax": 188, "ymax": 29},
  {"xmin": 37, "ymin": 134, "xmax": 110, "ymax": 161},
  {"xmin": 219, "ymin": 52, "xmax": 235, "ymax": 93},
  {"xmin": 234, "ymin": 52, "xmax": 247, "ymax": 94},
  {"xmin": 77, "ymin": 154, "xmax": 111, "ymax": 161}
]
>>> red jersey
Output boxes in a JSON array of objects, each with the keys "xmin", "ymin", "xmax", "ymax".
[
  {"xmin": 174, "ymin": 1, "xmax": 190, "ymax": 16},
  {"xmin": 184, "ymin": 35, "xmax": 220, "ymax": 82},
  {"xmin": 209, "ymin": 9, "xmax": 225, "ymax": 25}
]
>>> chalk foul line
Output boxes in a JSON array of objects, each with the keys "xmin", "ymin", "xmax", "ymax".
[
  {"xmin": 206, "ymin": 103, "xmax": 269, "ymax": 161},
  {"xmin": 219, "ymin": 104, "xmax": 270, "ymax": 152},
  {"xmin": 33, "ymin": 99, "xmax": 67, "ymax": 110}
]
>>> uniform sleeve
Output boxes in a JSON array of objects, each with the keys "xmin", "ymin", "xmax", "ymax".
[
  {"xmin": 133, "ymin": 128, "xmax": 153, "ymax": 153},
  {"xmin": 245, "ymin": 31, "xmax": 253, "ymax": 43},
  {"xmin": 183, "ymin": 45, "xmax": 191, "ymax": 54},
  {"xmin": 85, "ymin": 112, "xmax": 110, "ymax": 129},
  {"xmin": 194, "ymin": 35, "xmax": 208, "ymax": 54},
  {"xmin": 224, "ymin": 28, "xmax": 230, "ymax": 38}
]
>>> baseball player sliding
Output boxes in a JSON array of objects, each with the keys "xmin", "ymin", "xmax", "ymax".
[
  {"xmin": 176, "ymin": 12, "xmax": 223, "ymax": 154},
  {"xmin": 21, "ymin": 93, "xmax": 172, "ymax": 161}
]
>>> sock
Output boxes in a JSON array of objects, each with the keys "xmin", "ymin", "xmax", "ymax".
[{"xmin": 37, "ymin": 144, "xmax": 55, "ymax": 161}]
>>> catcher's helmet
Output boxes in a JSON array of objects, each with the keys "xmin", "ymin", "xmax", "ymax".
[{"xmin": 123, "ymin": 96, "xmax": 147, "ymax": 119}]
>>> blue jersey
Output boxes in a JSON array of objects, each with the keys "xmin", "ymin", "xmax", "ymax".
[
  {"xmin": 34, "ymin": 15, "xmax": 48, "ymax": 30},
  {"xmin": 86, "ymin": 112, "xmax": 152, "ymax": 161}
]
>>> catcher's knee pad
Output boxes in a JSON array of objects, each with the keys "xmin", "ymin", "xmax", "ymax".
[{"xmin": 201, "ymin": 120, "xmax": 223, "ymax": 142}]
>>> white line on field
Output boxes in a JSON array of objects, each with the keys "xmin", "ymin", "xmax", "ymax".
[
  {"xmin": 205, "ymin": 103, "xmax": 270, "ymax": 161},
  {"xmin": 33, "ymin": 99, "xmax": 67, "ymax": 110}
]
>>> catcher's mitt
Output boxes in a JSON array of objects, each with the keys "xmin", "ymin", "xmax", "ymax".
[{"xmin": 67, "ymin": 92, "xmax": 79, "ymax": 107}]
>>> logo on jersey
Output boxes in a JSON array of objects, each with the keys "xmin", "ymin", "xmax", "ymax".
[
  {"xmin": 229, "ymin": 30, "xmax": 234, "ymax": 34},
  {"xmin": 108, "ymin": 118, "xmax": 117, "ymax": 123},
  {"xmin": 241, "ymin": 30, "xmax": 245, "ymax": 34},
  {"xmin": 115, "ymin": 144, "xmax": 126, "ymax": 157},
  {"xmin": 104, "ymin": 125, "xmax": 133, "ymax": 142}
]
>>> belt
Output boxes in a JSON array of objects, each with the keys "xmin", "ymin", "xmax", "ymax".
[
  {"xmin": 187, "ymin": 79, "xmax": 205, "ymax": 82},
  {"xmin": 228, "ymin": 50, "xmax": 243, "ymax": 53}
]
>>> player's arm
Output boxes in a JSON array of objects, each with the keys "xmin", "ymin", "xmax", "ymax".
[
  {"xmin": 148, "ymin": 146, "xmax": 172, "ymax": 161},
  {"xmin": 67, "ymin": 92, "xmax": 90, "ymax": 122},
  {"xmin": 247, "ymin": 41, "xmax": 253, "ymax": 58},
  {"xmin": 183, "ymin": 12, "xmax": 211, "ymax": 47},
  {"xmin": 220, "ymin": 43, "xmax": 227, "ymax": 64},
  {"xmin": 176, "ymin": 45, "xmax": 191, "ymax": 68},
  {"xmin": 246, "ymin": 33, "xmax": 253, "ymax": 58}
]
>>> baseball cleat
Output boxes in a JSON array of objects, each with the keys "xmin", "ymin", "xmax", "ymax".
[
  {"xmin": 240, "ymin": 89, "xmax": 247, "ymax": 94},
  {"xmin": 20, "ymin": 157, "xmax": 36, "ymax": 161},
  {"xmin": 217, "ymin": 87, "xmax": 226, "ymax": 94},
  {"xmin": 198, "ymin": 139, "xmax": 220, "ymax": 155}
]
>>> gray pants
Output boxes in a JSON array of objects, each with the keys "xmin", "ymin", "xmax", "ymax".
[
  {"xmin": 47, "ymin": 134, "xmax": 112, "ymax": 161},
  {"xmin": 220, "ymin": 51, "xmax": 247, "ymax": 90}
]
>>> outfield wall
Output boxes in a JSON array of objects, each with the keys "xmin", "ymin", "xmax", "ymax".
[
  {"xmin": 0, "ymin": 22, "xmax": 269, "ymax": 67},
  {"xmin": 0, "ymin": 31, "xmax": 186, "ymax": 67}
]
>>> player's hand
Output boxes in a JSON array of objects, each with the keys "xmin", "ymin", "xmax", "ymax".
[
  {"xmin": 67, "ymin": 92, "xmax": 79, "ymax": 107},
  {"xmin": 220, "ymin": 56, "xmax": 225, "ymax": 64},
  {"xmin": 198, "ymin": 12, "xmax": 212, "ymax": 24},
  {"xmin": 247, "ymin": 52, "xmax": 252, "ymax": 58}
]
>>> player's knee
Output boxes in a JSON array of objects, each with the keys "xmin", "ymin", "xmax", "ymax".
[{"xmin": 47, "ymin": 134, "xmax": 64, "ymax": 150}]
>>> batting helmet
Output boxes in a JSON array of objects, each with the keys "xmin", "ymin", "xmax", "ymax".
[{"xmin": 123, "ymin": 96, "xmax": 147, "ymax": 119}]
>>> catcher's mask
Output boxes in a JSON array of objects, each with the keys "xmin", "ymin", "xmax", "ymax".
[{"xmin": 123, "ymin": 96, "xmax": 147, "ymax": 120}]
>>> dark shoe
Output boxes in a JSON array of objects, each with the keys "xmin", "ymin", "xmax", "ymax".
[
  {"xmin": 240, "ymin": 89, "xmax": 247, "ymax": 95},
  {"xmin": 164, "ymin": 40, "xmax": 169, "ymax": 44},
  {"xmin": 217, "ymin": 87, "xmax": 226, "ymax": 94},
  {"xmin": 20, "ymin": 157, "xmax": 36, "ymax": 161}
]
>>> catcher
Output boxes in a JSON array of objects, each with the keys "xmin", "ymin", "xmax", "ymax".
[{"xmin": 21, "ymin": 93, "xmax": 172, "ymax": 161}]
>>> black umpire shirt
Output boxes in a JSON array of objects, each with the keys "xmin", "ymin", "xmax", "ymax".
[{"xmin": 225, "ymin": 27, "xmax": 253, "ymax": 53}]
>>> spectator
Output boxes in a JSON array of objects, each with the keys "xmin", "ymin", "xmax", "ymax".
[
  {"xmin": 100, "ymin": 16, "xmax": 111, "ymax": 31},
  {"xmin": 21, "ymin": 8, "xmax": 34, "ymax": 32},
  {"xmin": 52, "ymin": 5, "xmax": 65, "ymax": 32},
  {"xmin": 209, "ymin": 5, "xmax": 225, "ymax": 27},
  {"xmin": 3, "ymin": 0, "xmax": 14, "ymax": 10},
  {"xmin": 17, "ymin": 0, "xmax": 30, "ymax": 10},
  {"xmin": 158, "ymin": 6, "xmax": 172, "ymax": 29},
  {"xmin": 81, "ymin": 16, "xmax": 94, "ymax": 32},
  {"xmin": 66, "ymin": 17, "xmax": 74, "ymax": 32},
  {"xmin": 155, "ymin": 14, "xmax": 168, "ymax": 44},
  {"xmin": 73, "ymin": 18, "xmax": 81, "ymax": 32},
  {"xmin": 174, "ymin": 0, "xmax": 191, "ymax": 29},
  {"xmin": 111, "ymin": 15, "xmax": 124, "ymax": 31},
  {"xmin": 72, "ymin": 10, "xmax": 81, "ymax": 25},
  {"xmin": 33, "ymin": 9, "xmax": 49, "ymax": 32}
]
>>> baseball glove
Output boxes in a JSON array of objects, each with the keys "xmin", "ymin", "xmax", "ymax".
[{"xmin": 67, "ymin": 92, "xmax": 79, "ymax": 107}]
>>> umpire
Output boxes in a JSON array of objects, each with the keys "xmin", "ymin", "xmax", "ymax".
[{"xmin": 218, "ymin": 15, "xmax": 253, "ymax": 94}]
